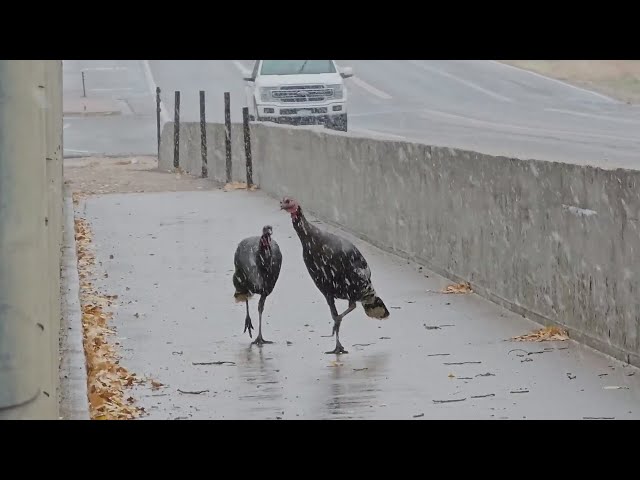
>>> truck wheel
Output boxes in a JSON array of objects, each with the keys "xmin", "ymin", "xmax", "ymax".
[{"xmin": 333, "ymin": 114, "xmax": 347, "ymax": 132}]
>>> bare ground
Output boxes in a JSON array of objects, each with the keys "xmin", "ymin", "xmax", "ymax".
[
  {"xmin": 64, "ymin": 156, "xmax": 217, "ymax": 195},
  {"xmin": 500, "ymin": 60, "xmax": 640, "ymax": 104}
]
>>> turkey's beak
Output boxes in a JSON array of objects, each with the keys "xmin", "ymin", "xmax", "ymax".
[{"xmin": 279, "ymin": 201, "xmax": 286, "ymax": 210}]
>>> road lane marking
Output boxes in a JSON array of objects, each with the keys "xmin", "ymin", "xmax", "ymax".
[
  {"xmin": 231, "ymin": 60, "xmax": 252, "ymax": 77},
  {"xmin": 81, "ymin": 66, "xmax": 128, "ymax": 71},
  {"xmin": 489, "ymin": 61, "xmax": 619, "ymax": 103},
  {"xmin": 545, "ymin": 107, "xmax": 640, "ymax": 125},
  {"xmin": 88, "ymin": 87, "xmax": 134, "ymax": 92},
  {"xmin": 409, "ymin": 60, "xmax": 512, "ymax": 103},
  {"xmin": 420, "ymin": 108, "xmax": 640, "ymax": 143},
  {"xmin": 142, "ymin": 60, "xmax": 170, "ymax": 123},
  {"xmin": 350, "ymin": 127, "xmax": 408, "ymax": 140},
  {"xmin": 350, "ymin": 76, "xmax": 392, "ymax": 100}
]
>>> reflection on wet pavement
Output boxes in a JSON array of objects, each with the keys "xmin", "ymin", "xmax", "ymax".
[
  {"xmin": 236, "ymin": 346, "xmax": 283, "ymax": 419},
  {"xmin": 322, "ymin": 353, "xmax": 388, "ymax": 419}
]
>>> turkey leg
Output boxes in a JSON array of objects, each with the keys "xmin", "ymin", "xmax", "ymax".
[
  {"xmin": 324, "ymin": 298, "xmax": 356, "ymax": 354},
  {"xmin": 321, "ymin": 297, "xmax": 340, "ymax": 338},
  {"xmin": 252, "ymin": 295, "xmax": 273, "ymax": 346},
  {"xmin": 243, "ymin": 300, "xmax": 254, "ymax": 338}
]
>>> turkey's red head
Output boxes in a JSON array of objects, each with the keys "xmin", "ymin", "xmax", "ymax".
[
  {"xmin": 260, "ymin": 225, "xmax": 273, "ymax": 251},
  {"xmin": 280, "ymin": 197, "xmax": 300, "ymax": 220}
]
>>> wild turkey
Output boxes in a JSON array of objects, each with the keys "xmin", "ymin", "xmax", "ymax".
[
  {"xmin": 280, "ymin": 197, "xmax": 389, "ymax": 354},
  {"xmin": 232, "ymin": 225, "xmax": 282, "ymax": 346}
]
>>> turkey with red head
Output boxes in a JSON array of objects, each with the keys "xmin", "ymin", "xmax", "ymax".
[
  {"xmin": 232, "ymin": 225, "xmax": 282, "ymax": 346},
  {"xmin": 280, "ymin": 197, "xmax": 390, "ymax": 354}
]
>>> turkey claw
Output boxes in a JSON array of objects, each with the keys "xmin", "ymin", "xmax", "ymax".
[{"xmin": 244, "ymin": 316, "xmax": 254, "ymax": 338}]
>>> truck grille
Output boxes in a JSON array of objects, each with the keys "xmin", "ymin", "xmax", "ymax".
[
  {"xmin": 272, "ymin": 84, "xmax": 334, "ymax": 103},
  {"xmin": 280, "ymin": 107, "xmax": 328, "ymax": 115}
]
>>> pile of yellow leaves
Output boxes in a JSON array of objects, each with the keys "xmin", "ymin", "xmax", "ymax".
[
  {"xmin": 72, "ymin": 191, "xmax": 88, "ymax": 206},
  {"xmin": 223, "ymin": 181, "xmax": 257, "ymax": 192},
  {"xmin": 512, "ymin": 326, "xmax": 569, "ymax": 342},
  {"xmin": 75, "ymin": 217, "xmax": 145, "ymax": 420},
  {"xmin": 440, "ymin": 282, "xmax": 473, "ymax": 294}
]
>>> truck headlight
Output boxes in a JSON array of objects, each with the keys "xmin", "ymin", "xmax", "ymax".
[
  {"xmin": 329, "ymin": 84, "xmax": 343, "ymax": 99},
  {"xmin": 260, "ymin": 88, "xmax": 274, "ymax": 102}
]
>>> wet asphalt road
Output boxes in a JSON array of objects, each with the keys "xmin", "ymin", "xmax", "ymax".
[
  {"xmin": 81, "ymin": 188, "xmax": 640, "ymax": 420},
  {"xmin": 63, "ymin": 60, "xmax": 640, "ymax": 169},
  {"xmin": 63, "ymin": 60, "xmax": 156, "ymax": 157},
  {"xmin": 150, "ymin": 60, "xmax": 640, "ymax": 169}
]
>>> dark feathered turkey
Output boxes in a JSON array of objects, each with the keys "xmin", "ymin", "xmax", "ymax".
[
  {"xmin": 280, "ymin": 197, "xmax": 389, "ymax": 354},
  {"xmin": 233, "ymin": 225, "xmax": 282, "ymax": 345}
]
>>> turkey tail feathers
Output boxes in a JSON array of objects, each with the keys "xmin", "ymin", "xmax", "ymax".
[{"xmin": 362, "ymin": 296, "xmax": 390, "ymax": 319}]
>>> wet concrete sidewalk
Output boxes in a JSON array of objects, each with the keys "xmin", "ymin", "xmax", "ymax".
[{"xmin": 80, "ymin": 188, "xmax": 640, "ymax": 419}]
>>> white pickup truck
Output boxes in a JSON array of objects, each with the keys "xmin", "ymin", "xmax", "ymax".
[{"xmin": 243, "ymin": 60, "xmax": 353, "ymax": 131}]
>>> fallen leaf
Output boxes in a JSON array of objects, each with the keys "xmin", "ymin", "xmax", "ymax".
[
  {"xmin": 440, "ymin": 282, "xmax": 473, "ymax": 294},
  {"xmin": 151, "ymin": 380, "xmax": 164, "ymax": 390},
  {"xmin": 223, "ymin": 181, "xmax": 258, "ymax": 192},
  {"xmin": 74, "ymin": 217, "xmax": 144, "ymax": 420},
  {"xmin": 512, "ymin": 326, "xmax": 569, "ymax": 342}
]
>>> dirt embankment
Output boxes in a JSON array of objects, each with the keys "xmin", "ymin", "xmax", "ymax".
[{"xmin": 500, "ymin": 60, "xmax": 640, "ymax": 104}]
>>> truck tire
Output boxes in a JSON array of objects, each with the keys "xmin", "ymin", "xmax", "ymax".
[{"xmin": 333, "ymin": 113, "xmax": 347, "ymax": 132}]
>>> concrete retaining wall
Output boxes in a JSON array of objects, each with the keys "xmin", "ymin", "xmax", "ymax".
[
  {"xmin": 160, "ymin": 121, "xmax": 640, "ymax": 367},
  {"xmin": 0, "ymin": 61, "xmax": 64, "ymax": 419}
]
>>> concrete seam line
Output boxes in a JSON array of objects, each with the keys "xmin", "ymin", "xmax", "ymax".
[{"xmin": 58, "ymin": 190, "xmax": 90, "ymax": 420}]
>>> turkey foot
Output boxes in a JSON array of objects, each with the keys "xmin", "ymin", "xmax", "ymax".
[
  {"xmin": 251, "ymin": 334, "xmax": 273, "ymax": 346},
  {"xmin": 243, "ymin": 312, "xmax": 254, "ymax": 338},
  {"xmin": 325, "ymin": 315, "xmax": 347, "ymax": 353},
  {"xmin": 325, "ymin": 341, "xmax": 348, "ymax": 355}
]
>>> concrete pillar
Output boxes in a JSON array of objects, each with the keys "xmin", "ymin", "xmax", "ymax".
[{"xmin": 0, "ymin": 60, "xmax": 60, "ymax": 419}]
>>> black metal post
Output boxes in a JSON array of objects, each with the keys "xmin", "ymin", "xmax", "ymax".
[
  {"xmin": 200, "ymin": 90, "xmax": 208, "ymax": 178},
  {"xmin": 81, "ymin": 71, "xmax": 86, "ymax": 97},
  {"xmin": 156, "ymin": 87, "xmax": 161, "ymax": 161},
  {"xmin": 242, "ymin": 107, "xmax": 253, "ymax": 187},
  {"xmin": 224, "ymin": 92, "xmax": 231, "ymax": 183},
  {"xmin": 174, "ymin": 91, "xmax": 180, "ymax": 169}
]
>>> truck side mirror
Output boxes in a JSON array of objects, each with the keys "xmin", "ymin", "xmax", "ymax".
[{"xmin": 340, "ymin": 66, "xmax": 354, "ymax": 79}]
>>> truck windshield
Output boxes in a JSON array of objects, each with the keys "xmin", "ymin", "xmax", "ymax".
[{"xmin": 260, "ymin": 60, "xmax": 336, "ymax": 75}]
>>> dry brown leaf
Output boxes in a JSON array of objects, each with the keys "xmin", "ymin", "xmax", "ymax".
[
  {"xmin": 151, "ymin": 380, "xmax": 164, "ymax": 390},
  {"xmin": 74, "ymin": 216, "xmax": 144, "ymax": 420},
  {"xmin": 511, "ymin": 326, "xmax": 569, "ymax": 342},
  {"xmin": 440, "ymin": 282, "xmax": 473, "ymax": 294},
  {"xmin": 223, "ymin": 181, "xmax": 258, "ymax": 192}
]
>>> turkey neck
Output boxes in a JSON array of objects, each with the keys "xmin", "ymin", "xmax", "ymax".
[
  {"xmin": 291, "ymin": 207, "xmax": 317, "ymax": 244},
  {"xmin": 258, "ymin": 234, "xmax": 274, "ymax": 267}
]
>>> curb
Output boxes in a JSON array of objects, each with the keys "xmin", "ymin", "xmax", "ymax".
[
  {"xmin": 63, "ymin": 111, "xmax": 120, "ymax": 117},
  {"xmin": 58, "ymin": 189, "xmax": 90, "ymax": 420}
]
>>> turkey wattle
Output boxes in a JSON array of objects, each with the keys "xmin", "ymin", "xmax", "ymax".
[
  {"xmin": 232, "ymin": 225, "xmax": 282, "ymax": 346},
  {"xmin": 280, "ymin": 197, "xmax": 390, "ymax": 354}
]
